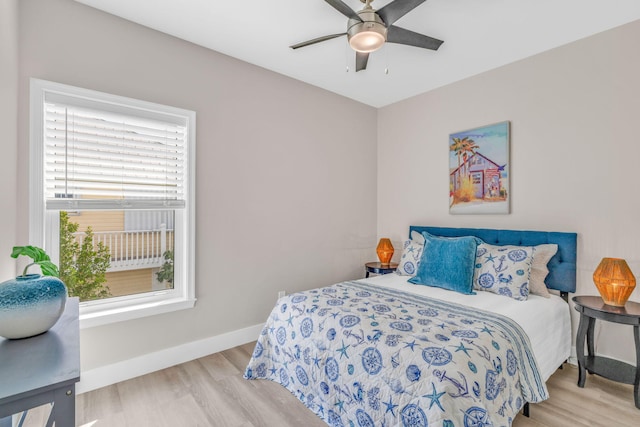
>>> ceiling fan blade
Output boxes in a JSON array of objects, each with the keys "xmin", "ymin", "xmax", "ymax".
[
  {"xmin": 386, "ymin": 25, "xmax": 443, "ymax": 50},
  {"xmin": 355, "ymin": 52, "xmax": 369, "ymax": 72},
  {"xmin": 376, "ymin": 0, "xmax": 426, "ymax": 26},
  {"xmin": 325, "ymin": 0, "xmax": 362, "ymax": 21},
  {"xmin": 290, "ymin": 33, "xmax": 347, "ymax": 50}
]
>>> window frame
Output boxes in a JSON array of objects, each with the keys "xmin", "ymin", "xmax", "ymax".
[{"xmin": 29, "ymin": 78, "xmax": 196, "ymax": 328}]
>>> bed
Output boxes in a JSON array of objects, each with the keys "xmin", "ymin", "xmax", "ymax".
[{"xmin": 244, "ymin": 226, "xmax": 577, "ymax": 427}]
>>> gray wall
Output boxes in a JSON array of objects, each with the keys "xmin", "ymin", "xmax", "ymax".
[
  {"xmin": 378, "ymin": 20, "xmax": 640, "ymax": 365},
  {"xmin": 16, "ymin": 0, "xmax": 378, "ymax": 372},
  {"xmin": 0, "ymin": 0, "xmax": 18, "ymax": 281}
]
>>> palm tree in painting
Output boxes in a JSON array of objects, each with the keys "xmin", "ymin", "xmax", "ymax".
[
  {"xmin": 450, "ymin": 136, "xmax": 479, "ymax": 179},
  {"xmin": 450, "ymin": 138, "xmax": 463, "ymax": 168},
  {"xmin": 450, "ymin": 137, "xmax": 466, "ymax": 186},
  {"xmin": 460, "ymin": 138, "xmax": 479, "ymax": 178}
]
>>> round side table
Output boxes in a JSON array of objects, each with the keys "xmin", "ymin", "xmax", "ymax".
[
  {"xmin": 365, "ymin": 262, "xmax": 398, "ymax": 278},
  {"xmin": 572, "ymin": 295, "xmax": 640, "ymax": 409}
]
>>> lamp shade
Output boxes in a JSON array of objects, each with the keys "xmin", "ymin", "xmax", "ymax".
[
  {"xmin": 348, "ymin": 29, "xmax": 386, "ymax": 53},
  {"xmin": 346, "ymin": 8, "xmax": 387, "ymax": 53},
  {"xmin": 376, "ymin": 238, "xmax": 394, "ymax": 265},
  {"xmin": 593, "ymin": 257, "xmax": 636, "ymax": 307}
]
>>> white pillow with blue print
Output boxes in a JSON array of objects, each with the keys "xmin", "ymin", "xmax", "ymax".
[
  {"xmin": 396, "ymin": 231, "xmax": 424, "ymax": 276},
  {"xmin": 473, "ymin": 242, "xmax": 535, "ymax": 301}
]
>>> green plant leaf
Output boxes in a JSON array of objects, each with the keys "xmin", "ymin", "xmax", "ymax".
[
  {"xmin": 11, "ymin": 245, "xmax": 58, "ymax": 277},
  {"xmin": 11, "ymin": 246, "xmax": 51, "ymax": 263},
  {"xmin": 37, "ymin": 261, "xmax": 60, "ymax": 278}
]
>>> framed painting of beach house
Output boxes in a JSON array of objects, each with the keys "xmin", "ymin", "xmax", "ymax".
[{"xmin": 449, "ymin": 121, "xmax": 510, "ymax": 214}]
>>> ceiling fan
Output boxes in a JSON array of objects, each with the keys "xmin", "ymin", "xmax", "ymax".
[{"xmin": 290, "ymin": 0, "xmax": 444, "ymax": 72}]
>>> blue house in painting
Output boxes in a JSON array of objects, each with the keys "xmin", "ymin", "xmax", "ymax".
[{"xmin": 450, "ymin": 152, "xmax": 506, "ymax": 199}]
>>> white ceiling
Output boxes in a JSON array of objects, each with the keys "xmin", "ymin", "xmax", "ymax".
[{"xmin": 75, "ymin": 0, "xmax": 640, "ymax": 108}]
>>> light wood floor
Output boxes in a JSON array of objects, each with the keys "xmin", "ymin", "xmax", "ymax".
[{"xmin": 21, "ymin": 342, "xmax": 640, "ymax": 426}]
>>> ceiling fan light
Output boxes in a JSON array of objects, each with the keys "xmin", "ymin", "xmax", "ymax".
[
  {"xmin": 349, "ymin": 30, "xmax": 386, "ymax": 53},
  {"xmin": 347, "ymin": 9, "xmax": 387, "ymax": 54}
]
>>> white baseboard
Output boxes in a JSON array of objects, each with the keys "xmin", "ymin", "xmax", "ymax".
[
  {"xmin": 566, "ymin": 345, "xmax": 636, "ymax": 368},
  {"xmin": 568, "ymin": 346, "xmax": 577, "ymax": 366},
  {"xmin": 77, "ymin": 323, "xmax": 264, "ymax": 394},
  {"xmin": 78, "ymin": 337, "xmax": 580, "ymax": 394}
]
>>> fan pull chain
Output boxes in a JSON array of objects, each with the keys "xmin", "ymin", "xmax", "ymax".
[
  {"xmin": 345, "ymin": 38, "xmax": 350, "ymax": 72},
  {"xmin": 382, "ymin": 43, "xmax": 389, "ymax": 75}
]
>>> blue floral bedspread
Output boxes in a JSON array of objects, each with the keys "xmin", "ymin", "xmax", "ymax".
[{"xmin": 244, "ymin": 281, "xmax": 548, "ymax": 427}]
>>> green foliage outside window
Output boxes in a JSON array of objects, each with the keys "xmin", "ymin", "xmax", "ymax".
[
  {"xmin": 59, "ymin": 211, "xmax": 112, "ymax": 301},
  {"xmin": 156, "ymin": 250, "xmax": 174, "ymax": 287}
]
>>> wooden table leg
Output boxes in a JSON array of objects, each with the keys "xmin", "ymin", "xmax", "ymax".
[
  {"xmin": 47, "ymin": 386, "xmax": 75, "ymax": 427},
  {"xmin": 586, "ymin": 317, "xmax": 595, "ymax": 358},
  {"xmin": 576, "ymin": 312, "xmax": 588, "ymax": 387},
  {"xmin": 634, "ymin": 325, "xmax": 640, "ymax": 409}
]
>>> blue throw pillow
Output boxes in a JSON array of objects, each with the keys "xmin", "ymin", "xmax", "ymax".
[{"xmin": 408, "ymin": 232, "xmax": 478, "ymax": 295}]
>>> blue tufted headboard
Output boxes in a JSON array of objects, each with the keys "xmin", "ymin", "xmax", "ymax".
[{"xmin": 409, "ymin": 226, "xmax": 577, "ymax": 297}]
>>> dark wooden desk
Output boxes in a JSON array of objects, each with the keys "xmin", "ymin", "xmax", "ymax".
[
  {"xmin": 573, "ymin": 295, "xmax": 640, "ymax": 409},
  {"xmin": 0, "ymin": 297, "xmax": 80, "ymax": 426}
]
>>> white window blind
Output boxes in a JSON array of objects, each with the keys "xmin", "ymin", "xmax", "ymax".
[
  {"xmin": 44, "ymin": 99, "xmax": 188, "ymax": 211},
  {"xmin": 31, "ymin": 79, "xmax": 196, "ymax": 327}
]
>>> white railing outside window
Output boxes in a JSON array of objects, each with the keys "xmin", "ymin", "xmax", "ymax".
[{"xmin": 72, "ymin": 224, "xmax": 175, "ymax": 272}]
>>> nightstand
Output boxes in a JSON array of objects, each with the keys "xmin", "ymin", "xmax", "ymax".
[
  {"xmin": 572, "ymin": 295, "xmax": 640, "ymax": 409},
  {"xmin": 365, "ymin": 262, "xmax": 398, "ymax": 278}
]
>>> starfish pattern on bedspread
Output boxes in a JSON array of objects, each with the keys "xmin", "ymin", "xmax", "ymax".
[{"xmin": 245, "ymin": 281, "xmax": 547, "ymax": 427}]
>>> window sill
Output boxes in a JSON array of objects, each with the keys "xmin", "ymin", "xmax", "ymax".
[{"xmin": 80, "ymin": 296, "xmax": 197, "ymax": 329}]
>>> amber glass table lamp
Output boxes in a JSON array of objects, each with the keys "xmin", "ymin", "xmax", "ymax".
[
  {"xmin": 376, "ymin": 238, "xmax": 394, "ymax": 266},
  {"xmin": 593, "ymin": 257, "xmax": 636, "ymax": 307}
]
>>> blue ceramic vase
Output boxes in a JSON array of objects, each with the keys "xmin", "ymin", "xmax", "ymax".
[{"xmin": 0, "ymin": 274, "xmax": 67, "ymax": 339}]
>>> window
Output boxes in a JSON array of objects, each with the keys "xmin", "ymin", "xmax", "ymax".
[{"xmin": 30, "ymin": 79, "xmax": 196, "ymax": 328}]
